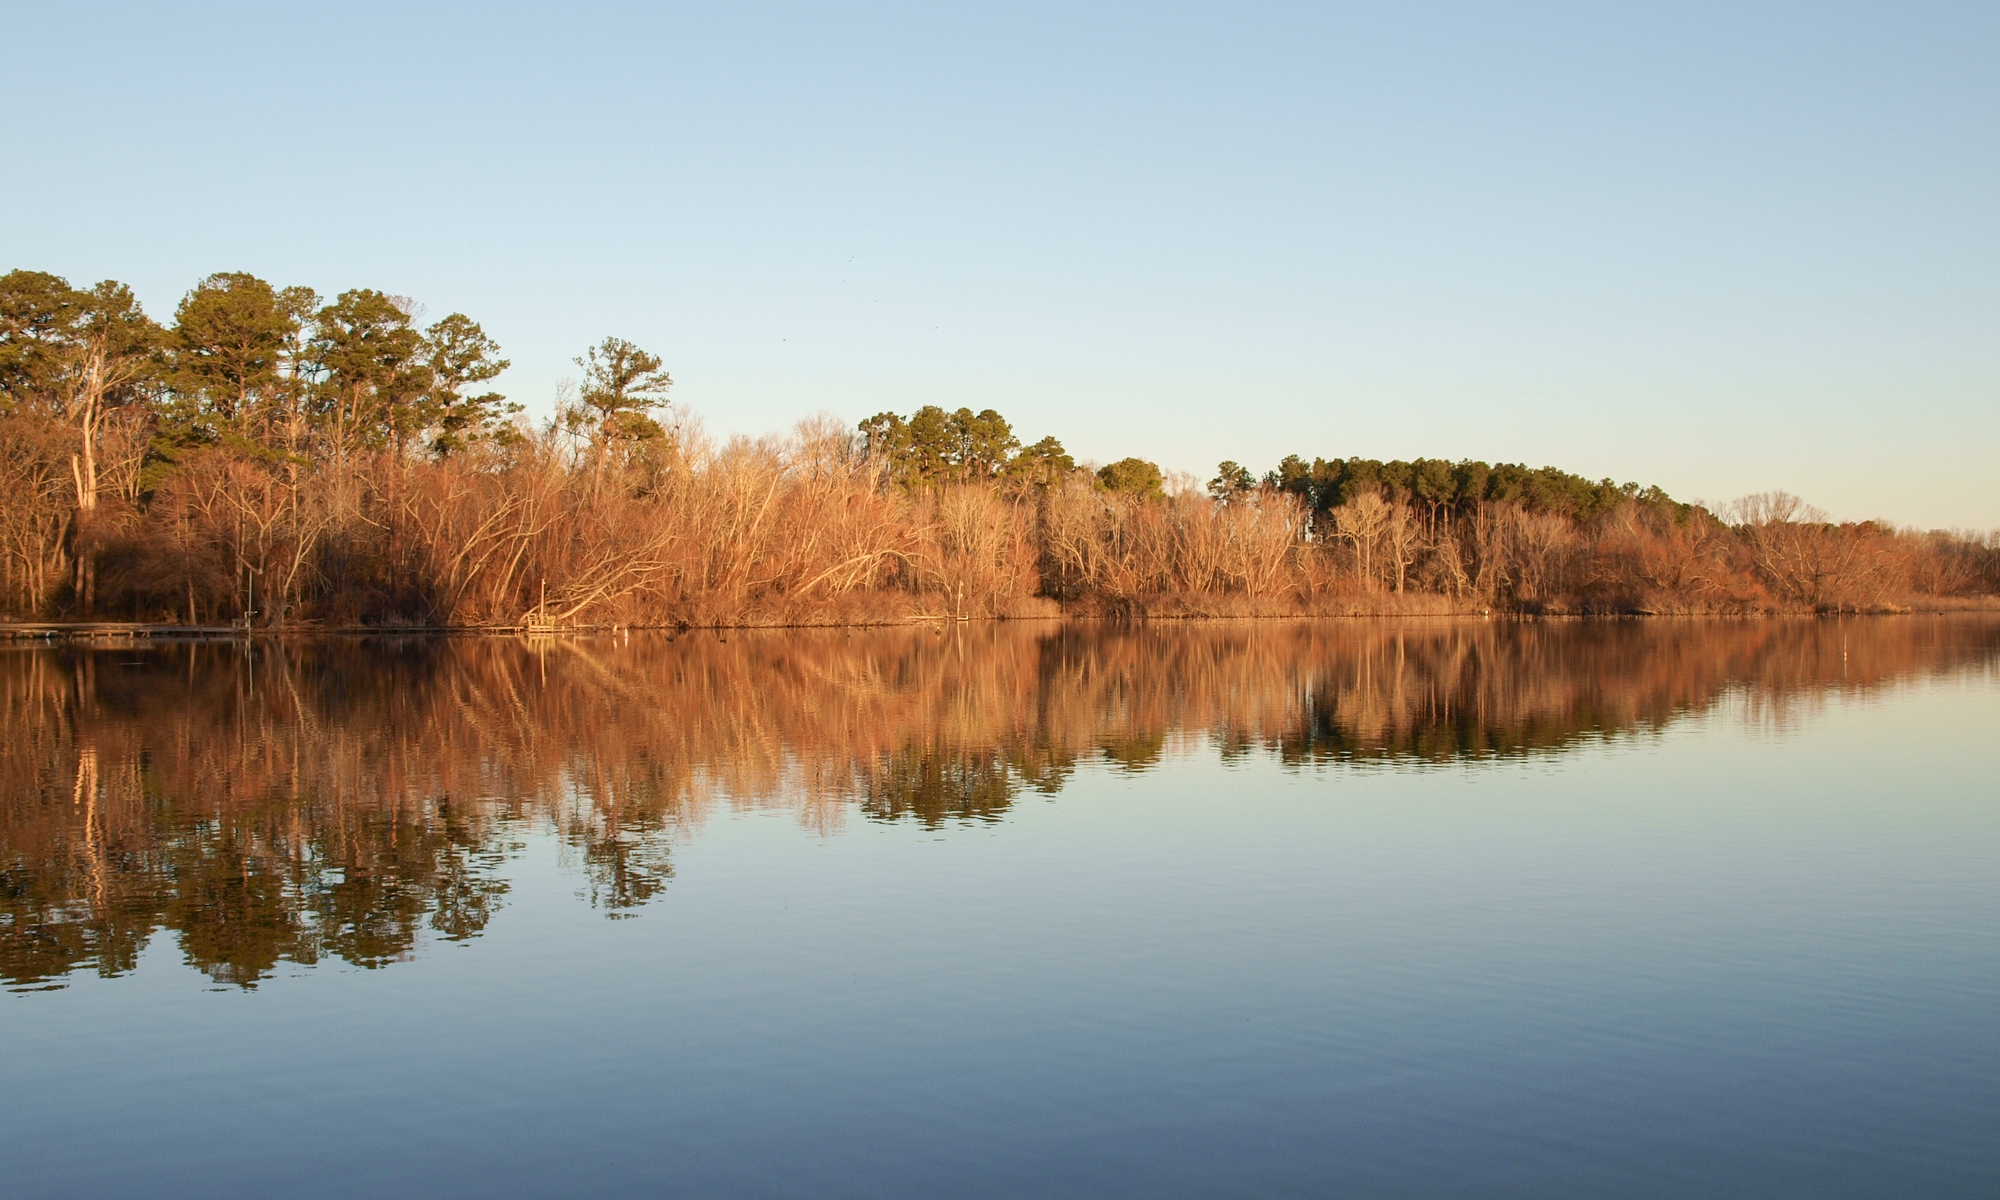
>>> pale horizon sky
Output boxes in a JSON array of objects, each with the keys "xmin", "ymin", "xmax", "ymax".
[{"xmin": 8, "ymin": 2, "xmax": 1996, "ymax": 527}]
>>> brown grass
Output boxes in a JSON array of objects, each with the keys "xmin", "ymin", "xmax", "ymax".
[{"xmin": 2, "ymin": 413, "xmax": 1995, "ymax": 626}]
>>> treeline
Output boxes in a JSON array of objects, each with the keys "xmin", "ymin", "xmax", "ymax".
[{"xmin": 3, "ymin": 266, "xmax": 1996, "ymax": 626}]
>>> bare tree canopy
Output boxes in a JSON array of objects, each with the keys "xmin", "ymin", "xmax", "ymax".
[{"xmin": 0, "ymin": 265, "xmax": 1994, "ymax": 626}]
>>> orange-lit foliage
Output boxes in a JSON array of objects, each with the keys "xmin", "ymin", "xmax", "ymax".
[
  {"xmin": 4, "ymin": 267, "xmax": 1994, "ymax": 623},
  {"xmin": 14, "ymin": 420, "xmax": 1996, "ymax": 625}
]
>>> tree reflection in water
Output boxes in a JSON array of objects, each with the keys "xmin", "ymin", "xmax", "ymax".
[{"xmin": 3, "ymin": 617, "xmax": 1995, "ymax": 989}]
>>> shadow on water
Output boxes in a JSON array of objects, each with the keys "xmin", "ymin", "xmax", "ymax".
[{"xmin": 2, "ymin": 616, "xmax": 1995, "ymax": 990}]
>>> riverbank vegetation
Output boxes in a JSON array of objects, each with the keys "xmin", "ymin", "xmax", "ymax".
[{"xmin": 4, "ymin": 267, "xmax": 1995, "ymax": 626}]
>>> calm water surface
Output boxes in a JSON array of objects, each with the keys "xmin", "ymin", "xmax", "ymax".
[{"xmin": 3, "ymin": 618, "xmax": 1997, "ymax": 1198}]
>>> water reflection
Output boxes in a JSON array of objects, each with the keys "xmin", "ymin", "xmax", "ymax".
[{"xmin": 3, "ymin": 617, "xmax": 1995, "ymax": 990}]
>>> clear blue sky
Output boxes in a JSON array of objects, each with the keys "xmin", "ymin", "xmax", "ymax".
[{"xmin": 8, "ymin": 2, "xmax": 1995, "ymax": 526}]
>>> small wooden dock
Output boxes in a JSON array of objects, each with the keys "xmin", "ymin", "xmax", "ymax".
[
  {"xmin": 0, "ymin": 621, "xmax": 623, "ymax": 642},
  {"xmin": 0, "ymin": 622, "xmax": 259, "ymax": 642}
]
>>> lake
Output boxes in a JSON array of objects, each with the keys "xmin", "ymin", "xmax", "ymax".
[{"xmin": 3, "ymin": 618, "xmax": 1996, "ymax": 1198}]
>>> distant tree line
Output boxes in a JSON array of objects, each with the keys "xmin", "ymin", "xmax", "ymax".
[{"xmin": 2, "ymin": 265, "xmax": 1995, "ymax": 626}]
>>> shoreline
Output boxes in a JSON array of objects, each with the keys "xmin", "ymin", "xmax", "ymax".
[{"xmin": 6, "ymin": 603, "xmax": 1999, "ymax": 643}]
